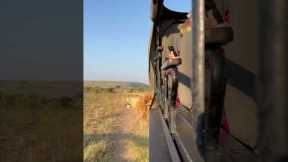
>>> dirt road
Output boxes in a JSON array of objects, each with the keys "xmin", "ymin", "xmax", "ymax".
[{"xmin": 84, "ymin": 88, "xmax": 148, "ymax": 162}]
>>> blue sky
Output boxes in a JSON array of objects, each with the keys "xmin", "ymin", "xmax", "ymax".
[{"xmin": 84, "ymin": 0, "xmax": 190, "ymax": 83}]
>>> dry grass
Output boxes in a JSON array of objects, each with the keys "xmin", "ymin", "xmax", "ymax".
[
  {"xmin": 84, "ymin": 89, "xmax": 121, "ymax": 162},
  {"xmin": 0, "ymin": 82, "xmax": 149, "ymax": 162},
  {"xmin": 122, "ymin": 118, "xmax": 149, "ymax": 162},
  {"xmin": 84, "ymin": 86, "xmax": 150, "ymax": 162},
  {"xmin": 84, "ymin": 140, "xmax": 111, "ymax": 162},
  {"xmin": 0, "ymin": 81, "xmax": 82, "ymax": 162}
]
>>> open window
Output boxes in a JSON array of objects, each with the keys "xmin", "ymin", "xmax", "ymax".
[{"xmin": 163, "ymin": 0, "xmax": 191, "ymax": 13}]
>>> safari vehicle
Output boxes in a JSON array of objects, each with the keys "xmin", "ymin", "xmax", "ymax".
[{"xmin": 148, "ymin": 0, "xmax": 288, "ymax": 162}]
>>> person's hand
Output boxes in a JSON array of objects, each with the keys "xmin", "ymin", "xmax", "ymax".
[{"xmin": 167, "ymin": 51, "xmax": 180, "ymax": 59}]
